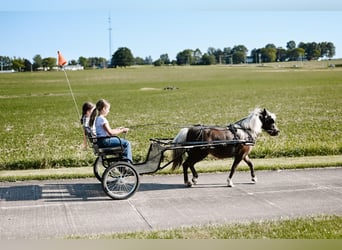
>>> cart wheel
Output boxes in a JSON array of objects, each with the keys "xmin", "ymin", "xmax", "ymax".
[
  {"xmin": 102, "ymin": 161, "xmax": 140, "ymax": 200},
  {"xmin": 93, "ymin": 157, "xmax": 106, "ymax": 182}
]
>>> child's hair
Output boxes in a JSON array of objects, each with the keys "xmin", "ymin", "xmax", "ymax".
[
  {"xmin": 80, "ymin": 102, "xmax": 95, "ymax": 125},
  {"xmin": 89, "ymin": 99, "xmax": 110, "ymax": 127}
]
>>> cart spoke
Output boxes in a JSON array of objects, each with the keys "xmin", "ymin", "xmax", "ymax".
[{"xmin": 102, "ymin": 162, "xmax": 140, "ymax": 200}]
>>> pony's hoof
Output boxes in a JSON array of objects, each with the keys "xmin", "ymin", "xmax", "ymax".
[
  {"xmin": 251, "ymin": 177, "xmax": 258, "ymax": 183},
  {"xmin": 227, "ymin": 178, "xmax": 234, "ymax": 187},
  {"xmin": 192, "ymin": 178, "xmax": 198, "ymax": 185},
  {"xmin": 185, "ymin": 181, "xmax": 192, "ymax": 187}
]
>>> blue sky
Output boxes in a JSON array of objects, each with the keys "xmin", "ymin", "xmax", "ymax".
[{"xmin": 1, "ymin": 0, "xmax": 342, "ymax": 62}]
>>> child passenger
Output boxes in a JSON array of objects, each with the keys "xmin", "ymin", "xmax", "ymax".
[
  {"xmin": 89, "ymin": 99, "xmax": 132, "ymax": 162},
  {"xmin": 80, "ymin": 101, "xmax": 95, "ymax": 148}
]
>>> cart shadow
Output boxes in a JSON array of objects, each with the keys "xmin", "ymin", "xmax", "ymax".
[
  {"xmin": 0, "ymin": 182, "xmax": 188, "ymax": 203},
  {"xmin": 0, "ymin": 182, "xmax": 106, "ymax": 202},
  {"xmin": 0, "ymin": 181, "xmax": 255, "ymax": 203}
]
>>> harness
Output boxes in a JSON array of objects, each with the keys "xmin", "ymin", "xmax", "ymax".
[
  {"xmin": 227, "ymin": 124, "xmax": 255, "ymax": 143},
  {"xmin": 194, "ymin": 124, "xmax": 255, "ymax": 144},
  {"xmin": 194, "ymin": 124, "xmax": 205, "ymax": 141},
  {"xmin": 227, "ymin": 124, "xmax": 239, "ymax": 140}
]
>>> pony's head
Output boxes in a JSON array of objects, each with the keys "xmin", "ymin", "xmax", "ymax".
[
  {"xmin": 259, "ymin": 108, "xmax": 280, "ymax": 136},
  {"xmin": 235, "ymin": 108, "xmax": 279, "ymax": 137}
]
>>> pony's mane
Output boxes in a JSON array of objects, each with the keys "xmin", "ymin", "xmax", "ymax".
[{"xmin": 235, "ymin": 108, "xmax": 263, "ymax": 135}]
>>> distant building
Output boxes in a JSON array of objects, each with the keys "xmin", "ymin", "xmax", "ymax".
[
  {"xmin": 0, "ymin": 69, "xmax": 15, "ymax": 73},
  {"xmin": 64, "ymin": 65, "xmax": 84, "ymax": 71}
]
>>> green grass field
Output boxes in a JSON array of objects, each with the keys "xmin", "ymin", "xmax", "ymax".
[{"xmin": 0, "ymin": 61, "xmax": 341, "ymax": 170}]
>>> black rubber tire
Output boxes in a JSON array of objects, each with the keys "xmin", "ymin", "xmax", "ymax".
[
  {"xmin": 101, "ymin": 161, "xmax": 140, "ymax": 200},
  {"xmin": 93, "ymin": 157, "xmax": 106, "ymax": 182}
]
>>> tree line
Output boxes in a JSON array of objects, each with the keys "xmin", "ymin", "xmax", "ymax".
[
  {"xmin": 112, "ymin": 40, "xmax": 336, "ymax": 67},
  {"xmin": 170, "ymin": 41, "xmax": 336, "ymax": 66},
  {"xmin": 0, "ymin": 40, "xmax": 336, "ymax": 71}
]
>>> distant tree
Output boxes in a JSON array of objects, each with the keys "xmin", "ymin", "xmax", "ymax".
[
  {"xmin": 299, "ymin": 42, "xmax": 320, "ymax": 60},
  {"xmin": 319, "ymin": 42, "xmax": 336, "ymax": 58},
  {"xmin": 250, "ymin": 48, "xmax": 259, "ymax": 63},
  {"xmin": 86, "ymin": 57, "xmax": 107, "ymax": 68},
  {"xmin": 24, "ymin": 59, "xmax": 32, "ymax": 71},
  {"xmin": 153, "ymin": 54, "xmax": 171, "ymax": 66},
  {"xmin": 223, "ymin": 47, "xmax": 232, "ymax": 55},
  {"xmin": 276, "ymin": 47, "xmax": 288, "ymax": 62},
  {"xmin": 232, "ymin": 45, "xmax": 248, "ymax": 64},
  {"xmin": 0, "ymin": 56, "xmax": 12, "ymax": 70},
  {"xmin": 111, "ymin": 47, "xmax": 134, "ymax": 68},
  {"xmin": 232, "ymin": 51, "xmax": 246, "ymax": 64},
  {"xmin": 200, "ymin": 53, "xmax": 216, "ymax": 65},
  {"xmin": 325, "ymin": 42, "xmax": 336, "ymax": 58},
  {"xmin": 286, "ymin": 40, "xmax": 296, "ymax": 50},
  {"xmin": 207, "ymin": 47, "xmax": 216, "ymax": 56},
  {"xmin": 176, "ymin": 49, "xmax": 194, "ymax": 65},
  {"xmin": 69, "ymin": 59, "xmax": 77, "ymax": 65},
  {"xmin": 153, "ymin": 59, "xmax": 163, "ymax": 66},
  {"xmin": 297, "ymin": 42, "xmax": 307, "ymax": 52},
  {"xmin": 135, "ymin": 57, "xmax": 145, "ymax": 65},
  {"xmin": 265, "ymin": 43, "xmax": 276, "ymax": 49},
  {"xmin": 223, "ymin": 47, "xmax": 232, "ymax": 64},
  {"xmin": 207, "ymin": 47, "xmax": 224, "ymax": 64},
  {"xmin": 32, "ymin": 54, "xmax": 42, "ymax": 70},
  {"xmin": 78, "ymin": 56, "xmax": 88, "ymax": 67},
  {"xmin": 42, "ymin": 57, "xmax": 57, "ymax": 70},
  {"xmin": 193, "ymin": 49, "xmax": 202, "ymax": 65},
  {"xmin": 12, "ymin": 58, "xmax": 25, "ymax": 71},
  {"xmin": 287, "ymin": 48, "xmax": 305, "ymax": 61},
  {"xmin": 215, "ymin": 49, "xmax": 224, "ymax": 64},
  {"xmin": 260, "ymin": 46, "xmax": 277, "ymax": 62},
  {"xmin": 159, "ymin": 53, "xmax": 170, "ymax": 65}
]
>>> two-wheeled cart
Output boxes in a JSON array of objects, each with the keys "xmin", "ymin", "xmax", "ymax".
[{"xmin": 85, "ymin": 128, "xmax": 254, "ymax": 200}]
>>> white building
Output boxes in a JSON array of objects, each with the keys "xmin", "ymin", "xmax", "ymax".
[{"xmin": 63, "ymin": 65, "xmax": 84, "ymax": 71}]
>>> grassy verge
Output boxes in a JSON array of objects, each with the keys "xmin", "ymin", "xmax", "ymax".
[
  {"xmin": 1, "ymin": 155, "xmax": 341, "ymax": 181},
  {"xmin": 68, "ymin": 215, "xmax": 342, "ymax": 239}
]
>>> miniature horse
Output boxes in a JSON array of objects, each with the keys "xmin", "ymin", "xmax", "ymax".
[{"xmin": 171, "ymin": 108, "xmax": 279, "ymax": 187}]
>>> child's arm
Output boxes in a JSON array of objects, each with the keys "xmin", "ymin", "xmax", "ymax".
[{"xmin": 103, "ymin": 123, "xmax": 129, "ymax": 136}]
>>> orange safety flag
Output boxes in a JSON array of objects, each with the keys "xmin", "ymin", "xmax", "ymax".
[{"xmin": 57, "ymin": 51, "xmax": 67, "ymax": 66}]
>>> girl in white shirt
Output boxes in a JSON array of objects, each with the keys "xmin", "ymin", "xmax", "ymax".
[{"xmin": 89, "ymin": 99, "xmax": 132, "ymax": 162}]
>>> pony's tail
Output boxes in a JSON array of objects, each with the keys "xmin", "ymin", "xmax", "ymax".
[{"xmin": 171, "ymin": 128, "xmax": 189, "ymax": 171}]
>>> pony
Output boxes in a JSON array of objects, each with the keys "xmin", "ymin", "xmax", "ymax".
[{"xmin": 171, "ymin": 108, "xmax": 279, "ymax": 187}]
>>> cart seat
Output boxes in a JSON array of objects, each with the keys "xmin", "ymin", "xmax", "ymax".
[
  {"xmin": 84, "ymin": 126, "xmax": 124, "ymax": 157},
  {"xmin": 98, "ymin": 146, "xmax": 123, "ymax": 155}
]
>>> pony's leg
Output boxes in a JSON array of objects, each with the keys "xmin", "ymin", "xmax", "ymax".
[
  {"xmin": 182, "ymin": 160, "xmax": 193, "ymax": 187},
  {"xmin": 182, "ymin": 160, "xmax": 200, "ymax": 187},
  {"xmin": 243, "ymin": 155, "xmax": 257, "ymax": 183},
  {"xmin": 183, "ymin": 150, "xmax": 207, "ymax": 187},
  {"xmin": 227, "ymin": 155, "xmax": 243, "ymax": 187},
  {"xmin": 189, "ymin": 164, "xmax": 199, "ymax": 185},
  {"xmin": 183, "ymin": 158, "xmax": 198, "ymax": 187}
]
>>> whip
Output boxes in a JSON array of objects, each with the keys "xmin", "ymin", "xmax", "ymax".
[{"xmin": 58, "ymin": 51, "xmax": 80, "ymax": 118}]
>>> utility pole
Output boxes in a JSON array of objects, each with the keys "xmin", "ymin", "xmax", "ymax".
[{"xmin": 108, "ymin": 14, "xmax": 112, "ymax": 64}]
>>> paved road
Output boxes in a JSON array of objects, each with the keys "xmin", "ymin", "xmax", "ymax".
[{"xmin": 0, "ymin": 168, "xmax": 341, "ymax": 239}]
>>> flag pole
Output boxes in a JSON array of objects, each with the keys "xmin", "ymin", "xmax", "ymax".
[{"xmin": 58, "ymin": 51, "xmax": 80, "ymax": 118}]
